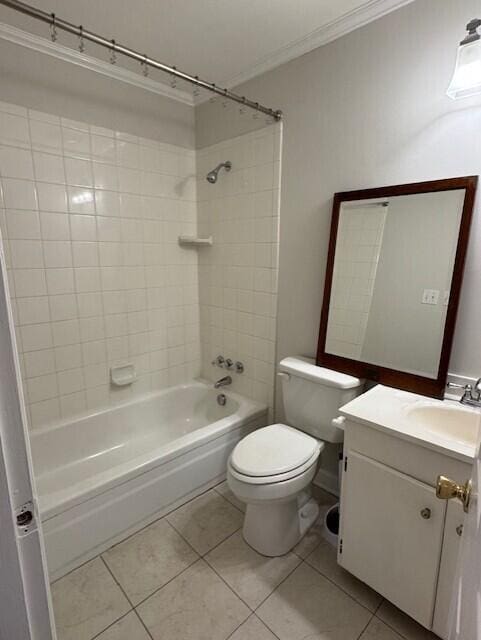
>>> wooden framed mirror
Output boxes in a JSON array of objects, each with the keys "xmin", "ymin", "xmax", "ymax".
[{"xmin": 316, "ymin": 176, "xmax": 478, "ymax": 398}]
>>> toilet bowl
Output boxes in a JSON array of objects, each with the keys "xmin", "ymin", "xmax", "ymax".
[
  {"xmin": 227, "ymin": 423, "xmax": 324, "ymax": 556},
  {"xmin": 227, "ymin": 357, "xmax": 363, "ymax": 556}
]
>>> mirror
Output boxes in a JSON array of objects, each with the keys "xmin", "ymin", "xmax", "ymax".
[{"xmin": 317, "ymin": 177, "xmax": 477, "ymax": 398}]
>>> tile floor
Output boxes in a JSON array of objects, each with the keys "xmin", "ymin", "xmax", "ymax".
[{"xmin": 51, "ymin": 483, "xmax": 439, "ymax": 640}]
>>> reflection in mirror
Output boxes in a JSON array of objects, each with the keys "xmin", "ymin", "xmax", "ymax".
[
  {"xmin": 317, "ymin": 177, "xmax": 477, "ymax": 397},
  {"xmin": 326, "ymin": 191, "xmax": 464, "ymax": 378}
]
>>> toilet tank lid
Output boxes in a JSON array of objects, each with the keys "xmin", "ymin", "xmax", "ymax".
[{"xmin": 279, "ymin": 357, "xmax": 363, "ymax": 389}]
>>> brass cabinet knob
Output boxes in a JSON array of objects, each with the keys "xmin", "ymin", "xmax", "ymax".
[
  {"xmin": 436, "ymin": 475, "xmax": 472, "ymax": 513},
  {"xmin": 420, "ymin": 508, "xmax": 431, "ymax": 519}
]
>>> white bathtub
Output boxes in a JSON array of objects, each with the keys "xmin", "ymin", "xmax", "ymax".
[{"xmin": 30, "ymin": 381, "xmax": 267, "ymax": 579}]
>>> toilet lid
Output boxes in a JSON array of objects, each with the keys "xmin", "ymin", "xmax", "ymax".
[{"xmin": 230, "ymin": 423, "xmax": 320, "ymax": 477}]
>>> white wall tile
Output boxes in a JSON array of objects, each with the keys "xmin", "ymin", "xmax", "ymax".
[
  {"xmin": 36, "ymin": 182, "xmax": 68, "ymax": 212},
  {"xmin": 40, "ymin": 212, "xmax": 70, "ymax": 240},
  {"xmin": 3, "ymin": 178, "xmax": 38, "ymax": 209},
  {"xmin": 6, "ymin": 210, "xmax": 40, "ymax": 240},
  {"xmin": 10, "ymin": 240, "xmax": 44, "ymax": 268},
  {"xmin": 30, "ymin": 120, "xmax": 62, "ymax": 153},
  {"xmin": 0, "ymin": 146, "xmax": 34, "ymax": 179},
  {"xmin": 1, "ymin": 102, "xmax": 202, "ymax": 427},
  {"xmin": 17, "ymin": 296, "xmax": 50, "ymax": 325},
  {"xmin": 33, "ymin": 152, "xmax": 65, "ymax": 184},
  {"xmin": 0, "ymin": 112, "xmax": 30, "ymax": 147}
]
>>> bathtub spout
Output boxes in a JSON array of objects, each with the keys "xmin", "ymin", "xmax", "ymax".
[{"xmin": 214, "ymin": 375, "xmax": 232, "ymax": 389}]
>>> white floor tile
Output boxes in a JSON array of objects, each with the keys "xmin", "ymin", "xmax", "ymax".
[
  {"xmin": 377, "ymin": 601, "xmax": 439, "ymax": 640},
  {"xmin": 206, "ymin": 530, "xmax": 300, "ymax": 609},
  {"xmin": 215, "ymin": 480, "xmax": 246, "ymax": 512},
  {"xmin": 306, "ymin": 539, "xmax": 382, "ymax": 612},
  {"xmin": 360, "ymin": 617, "xmax": 405, "ymax": 640},
  {"xmin": 137, "ymin": 559, "xmax": 250, "ymax": 640},
  {"xmin": 166, "ymin": 490, "xmax": 243, "ymax": 555},
  {"xmin": 51, "ymin": 557, "xmax": 131, "ymax": 640},
  {"xmin": 103, "ymin": 518, "xmax": 199, "ymax": 605},
  {"xmin": 95, "ymin": 612, "xmax": 151, "ymax": 640},
  {"xmin": 228, "ymin": 615, "xmax": 278, "ymax": 640},
  {"xmin": 256, "ymin": 562, "xmax": 371, "ymax": 640}
]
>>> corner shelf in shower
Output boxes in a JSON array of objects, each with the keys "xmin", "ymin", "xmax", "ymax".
[{"xmin": 178, "ymin": 235, "xmax": 213, "ymax": 247}]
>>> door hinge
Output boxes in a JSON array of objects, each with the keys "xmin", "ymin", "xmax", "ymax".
[
  {"xmin": 344, "ymin": 456, "xmax": 348, "ymax": 472},
  {"xmin": 15, "ymin": 501, "xmax": 35, "ymax": 536},
  {"xmin": 339, "ymin": 538, "xmax": 343, "ymax": 554}
]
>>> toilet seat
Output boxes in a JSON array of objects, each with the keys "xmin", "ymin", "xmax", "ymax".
[{"xmin": 228, "ymin": 423, "xmax": 323, "ymax": 485}]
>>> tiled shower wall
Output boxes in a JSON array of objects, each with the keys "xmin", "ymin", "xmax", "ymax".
[
  {"xmin": 0, "ymin": 100, "xmax": 200, "ymax": 428},
  {"xmin": 197, "ymin": 125, "xmax": 282, "ymax": 418}
]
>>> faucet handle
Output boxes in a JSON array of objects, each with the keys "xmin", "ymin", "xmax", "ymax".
[
  {"xmin": 211, "ymin": 355, "xmax": 225, "ymax": 367},
  {"xmin": 224, "ymin": 358, "xmax": 234, "ymax": 370}
]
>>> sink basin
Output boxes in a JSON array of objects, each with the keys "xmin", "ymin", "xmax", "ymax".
[{"xmin": 406, "ymin": 403, "xmax": 480, "ymax": 447}]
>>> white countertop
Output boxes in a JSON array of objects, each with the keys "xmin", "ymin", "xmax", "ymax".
[{"xmin": 339, "ymin": 385, "xmax": 479, "ymax": 464}]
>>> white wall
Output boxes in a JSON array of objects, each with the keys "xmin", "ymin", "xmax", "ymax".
[
  {"xmin": 196, "ymin": 0, "xmax": 481, "ymax": 417},
  {"xmin": 0, "ymin": 39, "xmax": 195, "ymax": 148},
  {"xmin": 0, "ymin": 100, "xmax": 199, "ymax": 428}
]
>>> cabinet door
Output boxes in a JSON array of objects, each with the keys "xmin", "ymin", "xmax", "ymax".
[
  {"xmin": 339, "ymin": 451, "xmax": 446, "ymax": 628},
  {"xmin": 432, "ymin": 501, "xmax": 464, "ymax": 639}
]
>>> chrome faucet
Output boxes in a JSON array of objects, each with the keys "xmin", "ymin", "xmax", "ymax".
[
  {"xmin": 214, "ymin": 375, "xmax": 232, "ymax": 389},
  {"xmin": 447, "ymin": 378, "xmax": 481, "ymax": 407}
]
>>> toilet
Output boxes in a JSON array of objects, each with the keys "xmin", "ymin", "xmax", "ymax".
[{"xmin": 227, "ymin": 356, "xmax": 363, "ymax": 556}]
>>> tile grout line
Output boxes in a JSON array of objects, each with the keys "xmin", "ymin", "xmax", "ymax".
[
  {"xmin": 303, "ymin": 551, "xmax": 382, "ymax": 617},
  {"xmin": 89, "ymin": 609, "xmax": 133, "ymax": 640}
]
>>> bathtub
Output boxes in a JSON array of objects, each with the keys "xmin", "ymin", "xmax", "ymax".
[{"xmin": 30, "ymin": 381, "xmax": 267, "ymax": 579}]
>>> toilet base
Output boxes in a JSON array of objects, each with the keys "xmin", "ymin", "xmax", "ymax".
[{"xmin": 242, "ymin": 496, "xmax": 319, "ymax": 556}]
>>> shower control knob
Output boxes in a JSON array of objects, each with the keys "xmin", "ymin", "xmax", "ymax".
[
  {"xmin": 420, "ymin": 508, "xmax": 431, "ymax": 520},
  {"xmin": 214, "ymin": 355, "xmax": 225, "ymax": 367},
  {"xmin": 235, "ymin": 361, "xmax": 244, "ymax": 374},
  {"xmin": 224, "ymin": 358, "xmax": 234, "ymax": 369}
]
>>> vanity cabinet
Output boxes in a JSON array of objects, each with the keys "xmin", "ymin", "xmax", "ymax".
[
  {"xmin": 339, "ymin": 451, "xmax": 446, "ymax": 628},
  {"xmin": 338, "ymin": 407, "xmax": 472, "ymax": 639}
]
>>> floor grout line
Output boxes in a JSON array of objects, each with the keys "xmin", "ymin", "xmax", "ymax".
[
  {"xmin": 302, "ymin": 553, "xmax": 382, "ymax": 617},
  {"xmin": 89, "ymin": 610, "xmax": 133, "ymax": 640},
  {"xmin": 133, "ymin": 608, "xmax": 155, "ymax": 640}
]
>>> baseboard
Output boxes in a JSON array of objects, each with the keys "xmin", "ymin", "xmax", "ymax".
[{"xmin": 313, "ymin": 468, "xmax": 340, "ymax": 497}]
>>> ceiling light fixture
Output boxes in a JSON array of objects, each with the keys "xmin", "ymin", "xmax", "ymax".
[{"xmin": 447, "ymin": 18, "xmax": 481, "ymax": 99}]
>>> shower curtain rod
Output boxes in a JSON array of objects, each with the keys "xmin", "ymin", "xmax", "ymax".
[{"xmin": 0, "ymin": 0, "xmax": 283, "ymax": 121}]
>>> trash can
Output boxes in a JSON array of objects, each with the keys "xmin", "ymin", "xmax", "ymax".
[{"xmin": 323, "ymin": 503, "xmax": 340, "ymax": 548}]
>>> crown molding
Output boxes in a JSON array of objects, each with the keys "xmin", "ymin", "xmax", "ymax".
[
  {"xmin": 196, "ymin": 0, "xmax": 415, "ymax": 104},
  {"xmin": 0, "ymin": 22, "xmax": 194, "ymax": 106}
]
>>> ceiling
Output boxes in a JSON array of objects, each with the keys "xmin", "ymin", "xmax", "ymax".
[{"xmin": 0, "ymin": 0, "xmax": 413, "ymax": 93}]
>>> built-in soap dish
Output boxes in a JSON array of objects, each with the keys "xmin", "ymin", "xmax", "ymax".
[
  {"xmin": 178, "ymin": 235, "xmax": 213, "ymax": 247},
  {"xmin": 110, "ymin": 363, "xmax": 136, "ymax": 387}
]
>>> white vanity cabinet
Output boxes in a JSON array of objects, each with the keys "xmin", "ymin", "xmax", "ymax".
[
  {"xmin": 338, "ymin": 395, "xmax": 473, "ymax": 640},
  {"xmin": 339, "ymin": 451, "xmax": 446, "ymax": 628}
]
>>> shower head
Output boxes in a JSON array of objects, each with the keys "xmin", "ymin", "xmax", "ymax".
[{"xmin": 206, "ymin": 161, "xmax": 232, "ymax": 184}]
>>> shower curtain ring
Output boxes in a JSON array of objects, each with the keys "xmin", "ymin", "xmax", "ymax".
[
  {"xmin": 141, "ymin": 54, "xmax": 149, "ymax": 77},
  {"xmin": 50, "ymin": 13, "xmax": 57, "ymax": 42},
  {"xmin": 170, "ymin": 67, "xmax": 177, "ymax": 88},
  {"xmin": 239, "ymin": 97, "xmax": 246, "ymax": 114},
  {"xmin": 78, "ymin": 25, "xmax": 85, "ymax": 53},
  {"xmin": 253, "ymin": 103, "xmax": 260, "ymax": 119},
  {"xmin": 193, "ymin": 76, "xmax": 200, "ymax": 97},
  {"xmin": 110, "ymin": 39, "xmax": 117, "ymax": 64}
]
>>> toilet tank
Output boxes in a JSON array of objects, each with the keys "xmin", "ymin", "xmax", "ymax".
[{"xmin": 278, "ymin": 357, "xmax": 364, "ymax": 442}]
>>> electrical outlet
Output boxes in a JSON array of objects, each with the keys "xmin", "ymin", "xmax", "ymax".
[{"xmin": 422, "ymin": 289, "xmax": 440, "ymax": 305}]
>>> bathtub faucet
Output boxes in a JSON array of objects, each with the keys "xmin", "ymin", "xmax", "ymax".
[{"xmin": 214, "ymin": 375, "xmax": 232, "ymax": 389}]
